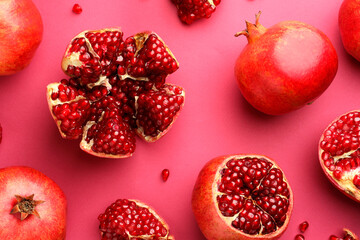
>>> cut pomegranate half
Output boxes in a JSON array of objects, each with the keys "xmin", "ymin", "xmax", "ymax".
[
  {"xmin": 171, "ymin": 0, "xmax": 221, "ymax": 24},
  {"xmin": 192, "ymin": 154, "xmax": 293, "ymax": 240},
  {"xmin": 47, "ymin": 28, "xmax": 184, "ymax": 158},
  {"xmin": 98, "ymin": 199, "xmax": 174, "ymax": 239},
  {"xmin": 319, "ymin": 110, "xmax": 360, "ymax": 202}
]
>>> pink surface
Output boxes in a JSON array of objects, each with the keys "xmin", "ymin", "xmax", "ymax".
[{"xmin": 0, "ymin": 0, "xmax": 359, "ymax": 239}]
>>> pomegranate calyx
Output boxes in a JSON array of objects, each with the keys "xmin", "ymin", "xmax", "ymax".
[
  {"xmin": 10, "ymin": 194, "xmax": 44, "ymax": 220},
  {"xmin": 235, "ymin": 11, "xmax": 267, "ymax": 44}
]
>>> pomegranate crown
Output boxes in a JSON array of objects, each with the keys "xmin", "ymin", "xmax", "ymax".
[{"xmin": 235, "ymin": 11, "xmax": 267, "ymax": 43}]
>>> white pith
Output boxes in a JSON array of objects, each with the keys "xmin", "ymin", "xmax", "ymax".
[
  {"xmin": 213, "ymin": 155, "xmax": 291, "ymax": 236},
  {"xmin": 134, "ymin": 84, "xmax": 185, "ymax": 143}
]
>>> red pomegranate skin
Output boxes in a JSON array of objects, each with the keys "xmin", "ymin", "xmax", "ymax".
[
  {"xmin": 339, "ymin": 0, "xmax": 360, "ymax": 61},
  {"xmin": 0, "ymin": 166, "xmax": 66, "ymax": 240},
  {"xmin": 192, "ymin": 154, "xmax": 293, "ymax": 240},
  {"xmin": 0, "ymin": 0, "xmax": 43, "ymax": 75},
  {"xmin": 235, "ymin": 18, "xmax": 338, "ymax": 115}
]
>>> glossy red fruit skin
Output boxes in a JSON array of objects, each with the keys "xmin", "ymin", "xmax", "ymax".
[
  {"xmin": 0, "ymin": 0, "xmax": 43, "ymax": 75},
  {"xmin": 191, "ymin": 154, "xmax": 293, "ymax": 240},
  {"xmin": 339, "ymin": 0, "xmax": 360, "ymax": 61},
  {"xmin": 234, "ymin": 14, "xmax": 338, "ymax": 115},
  {"xmin": 0, "ymin": 166, "xmax": 67, "ymax": 240}
]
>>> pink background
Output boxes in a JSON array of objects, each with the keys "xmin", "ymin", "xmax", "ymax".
[{"xmin": 1, "ymin": 0, "xmax": 359, "ymax": 239}]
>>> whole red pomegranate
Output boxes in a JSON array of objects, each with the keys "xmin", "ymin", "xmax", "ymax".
[
  {"xmin": 47, "ymin": 28, "xmax": 185, "ymax": 158},
  {"xmin": 234, "ymin": 12, "xmax": 338, "ymax": 115},
  {"xmin": 319, "ymin": 110, "xmax": 360, "ymax": 202},
  {"xmin": 0, "ymin": 166, "xmax": 66, "ymax": 239},
  {"xmin": 0, "ymin": 0, "xmax": 43, "ymax": 75},
  {"xmin": 192, "ymin": 154, "xmax": 293, "ymax": 240},
  {"xmin": 339, "ymin": 0, "xmax": 360, "ymax": 61},
  {"xmin": 98, "ymin": 199, "xmax": 174, "ymax": 239}
]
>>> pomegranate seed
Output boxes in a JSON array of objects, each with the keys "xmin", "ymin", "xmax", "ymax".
[
  {"xmin": 329, "ymin": 235, "xmax": 340, "ymax": 240},
  {"xmin": 353, "ymin": 174, "xmax": 360, "ymax": 189},
  {"xmin": 72, "ymin": 4, "xmax": 82, "ymax": 14},
  {"xmin": 295, "ymin": 234, "xmax": 305, "ymax": 240},
  {"xmin": 161, "ymin": 169, "xmax": 170, "ymax": 182},
  {"xmin": 299, "ymin": 221, "xmax": 309, "ymax": 233}
]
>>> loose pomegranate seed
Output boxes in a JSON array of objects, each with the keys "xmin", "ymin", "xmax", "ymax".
[
  {"xmin": 295, "ymin": 234, "xmax": 305, "ymax": 240},
  {"xmin": 330, "ymin": 235, "xmax": 340, "ymax": 240},
  {"xmin": 72, "ymin": 4, "xmax": 82, "ymax": 14},
  {"xmin": 299, "ymin": 221, "xmax": 309, "ymax": 233},
  {"xmin": 161, "ymin": 169, "xmax": 170, "ymax": 182}
]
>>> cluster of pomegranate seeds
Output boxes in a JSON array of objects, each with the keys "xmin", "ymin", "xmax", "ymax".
[
  {"xmin": 171, "ymin": 0, "xmax": 221, "ymax": 24},
  {"xmin": 319, "ymin": 111, "xmax": 360, "ymax": 193},
  {"xmin": 162, "ymin": 169, "xmax": 170, "ymax": 182},
  {"xmin": 98, "ymin": 199, "xmax": 172, "ymax": 239},
  {"xmin": 216, "ymin": 157, "xmax": 291, "ymax": 235},
  {"xmin": 47, "ymin": 28, "xmax": 184, "ymax": 158},
  {"xmin": 72, "ymin": 3, "xmax": 82, "ymax": 14}
]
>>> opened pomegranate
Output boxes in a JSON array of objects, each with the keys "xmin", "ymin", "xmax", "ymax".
[
  {"xmin": 0, "ymin": 166, "xmax": 66, "ymax": 239},
  {"xmin": 47, "ymin": 28, "xmax": 185, "ymax": 158},
  {"xmin": 171, "ymin": 0, "xmax": 221, "ymax": 24},
  {"xmin": 234, "ymin": 12, "xmax": 338, "ymax": 115},
  {"xmin": 330, "ymin": 228, "xmax": 358, "ymax": 240},
  {"xmin": 98, "ymin": 199, "xmax": 174, "ymax": 239},
  {"xmin": 339, "ymin": 0, "xmax": 360, "ymax": 62},
  {"xmin": 192, "ymin": 154, "xmax": 293, "ymax": 240},
  {"xmin": 0, "ymin": 0, "xmax": 43, "ymax": 75},
  {"xmin": 319, "ymin": 110, "xmax": 360, "ymax": 202}
]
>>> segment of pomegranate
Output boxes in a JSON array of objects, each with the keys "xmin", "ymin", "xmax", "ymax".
[
  {"xmin": 319, "ymin": 110, "xmax": 360, "ymax": 202},
  {"xmin": 171, "ymin": 0, "xmax": 221, "ymax": 24},
  {"xmin": 135, "ymin": 84, "xmax": 185, "ymax": 142},
  {"xmin": 47, "ymin": 28, "xmax": 184, "ymax": 158},
  {"xmin": 98, "ymin": 199, "xmax": 174, "ymax": 239},
  {"xmin": 62, "ymin": 28, "xmax": 124, "ymax": 88},
  {"xmin": 330, "ymin": 229, "xmax": 359, "ymax": 240},
  {"xmin": 192, "ymin": 154, "xmax": 293, "ymax": 240},
  {"xmin": 118, "ymin": 32, "xmax": 179, "ymax": 88},
  {"xmin": 80, "ymin": 112, "xmax": 136, "ymax": 158}
]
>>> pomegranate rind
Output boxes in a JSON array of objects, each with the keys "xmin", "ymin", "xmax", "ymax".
[
  {"xmin": 318, "ymin": 110, "xmax": 360, "ymax": 202},
  {"xmin": 134, "ymin": 84, "xmax": 185, "ymax": 143},
  {"xmin": 192, "ymin": 154, "xmax": 293, "ymax": 240}
]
